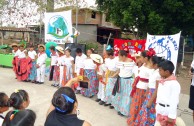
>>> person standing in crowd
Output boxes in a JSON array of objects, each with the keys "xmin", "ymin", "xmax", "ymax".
[
  {"xmin": 49, "ymin": 46, "xmax": 59, "ymax": 87},
  {"xmin": 17, "ymin": 44, "xmax": 31, "ymax": 81},
  {"xmin": 127, "ymin": 49, "xmax": 154, "ymax": 125},
  {"xmin": 0, "ymin": 93, "xmax": 9, "ymax": 126},
  {"xmin": 27, "ymin": 45, "xmax": 37, "ymax": 83},
  {"xmin": 3, "ymin": 109, "xmax": 36, "ymax": 126},
  {"xmin": 111, "ymin": 50, "xmax": 135, "ymax": 116},
  {"xmin": 154, "ymin": 60, "xmax": 181, "ymax": 126},
  {"xmin": 103, "ymin": 49, "xmax": 119, "ymax": 108},
  {"xmin": 55, "ymin": 46, "xmax": 66, "ymax": 87},
  {"xmin": 189, "ymin": 58, "xmax": 194, "ymax": 122},
  {"xmin": 74, "ymin": 48, "xmax": 87, "ymax": 93},
  {"xmin": 81, "ymin": 49, "xmax": 98, "ymax": 97},
  {"xmin": 61, "ymin": 48, "xmax": 74, "ymax": 87},
  {"xmin": 36, "ymin": 44, "xmax": 47, "ymax": 84},
  {"xmin": 132, "ymin": 52, "xmax": 143, "ymax": 78},
  {"xmin": 45, "ymin": 78, "xmax": 91, "ymax": 126},
  {"xmin": 12, "ymin": 43, "xmax": 21, "ymax": 79},
  {"xmin": 134, "ymin": 56, "xmax": 164, "ymax": 126}
]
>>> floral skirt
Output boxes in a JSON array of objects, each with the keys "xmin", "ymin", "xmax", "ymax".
[
  {"xmin": 134, "ymin": 88, "xmax": 156, "ymax": 126},
  {"xmin": 112, "ymin": 77, "xmax": 133, "ymax": 116},
  {"xmin": 105, "ymin": 78, "xmax": 117, "ymax": 104},
  {"xmin": 127, "ymin": 88, "xmax": 147, "ymax": 126},
  {"xmin": 81, "ymin": 69, "xmax": 99, "ymax": 97},
  {"xmin": 28, "ymin": 61, "xmax": 37, "ymax": 81}
]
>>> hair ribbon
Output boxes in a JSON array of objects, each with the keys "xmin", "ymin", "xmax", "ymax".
[
  {"xmin": 10, "ymin": 110, "xmax": 19, "ymax": 120},
  {"xmin": 106, "ymin": 45, "xmax": 112, "ymax": 51}
]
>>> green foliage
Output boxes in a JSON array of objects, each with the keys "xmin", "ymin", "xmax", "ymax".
[{"xmin": 96, "ymin": 0, "xmax": 194, "ymax": 38}]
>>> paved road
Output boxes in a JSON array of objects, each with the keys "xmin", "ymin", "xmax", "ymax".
[{"xmin": 0, "ymin": 67, "xmax": 193, "ymax": 126}]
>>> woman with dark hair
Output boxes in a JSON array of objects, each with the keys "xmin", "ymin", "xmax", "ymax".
[
  {"xmin": 81, "ymin": 49, "xmax": 98, "ymax": 97},
  {"xmin": 0, "ymin": 93, "xmax": 9, "ymax": 125},
  {"xmin": 2, "ymin": 109, "xmax": 36, "ymax": 126},
  {"xmin": 127, "ymin": 49, "xmax": 155, "ymax": 125},
  {"xmin": 9, "ymin": 90, "xmax": 30, "ymax": 110},
  {"xmin": 45, "ymin": 78, "xmax": 91, "ymax": 126},
  {"xmin": 111, "ymin": 50, "xmax": 135, "ymax": 116}
]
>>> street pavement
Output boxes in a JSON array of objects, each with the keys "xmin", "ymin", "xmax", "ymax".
[{"xmin": 0, "ymin": 67, "xmax": 193, "ymax": 126}]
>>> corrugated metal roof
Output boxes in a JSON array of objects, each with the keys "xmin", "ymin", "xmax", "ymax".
[{"xmin": 0, "ymin": 27, "xmax": 38, "ymax": 32}]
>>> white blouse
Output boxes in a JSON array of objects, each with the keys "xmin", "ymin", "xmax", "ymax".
[
  {"xmin": 83, "ymin": 58, "xmax": 97, "ymax": 70},
  {"xmin": 105, "ymin": 57, "xmax": 119, "ymax": 71},
  {"xmin": 133, "ymin": 65, "xmax": 141, "ymax": 78},
  {"xmin": 51, "ymin": 53, "xmax": 59, "ymax": 66},
  {"xmin": 117, "ymin": 61, "xmax": 135, "ymax": 78},
  {"xmin": 64, "ymin": 56, "xmax": 74, "ymax": 67},
  {"xmin": 57, "ymin": 55, "xmax": 66, "ymax": 66},
  {"xmin": 98, "ymin": 64, "xmax": 107, "ymax": 75},
  {"xmin": 18, "ymin": 50, "xmax": 26, "ymax": 58},
  {"xmin": 12, "ymin": 49, "xmax": 21, "ymax": 57},
  {"xmin": 28, "ymin": 50, "xmax": 37, "ymax": 60},
  {"xmin": 136, "ymin": 65, "xmax": 153, "ymax": 90},
  {"xmin": 148, "ymin": 69, "xmax": 161, "ymax": 89}
]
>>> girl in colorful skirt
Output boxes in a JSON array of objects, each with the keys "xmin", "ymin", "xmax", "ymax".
[
  {"xmin": 61, "ymin": 49, "xmax": 74, "ymax": 86},
  {"xmin": 81, "ymin": 49, "xmax": 98, "ymax": 97},
  {"xmin": 112, "ymin": 50, "xmax": 135, "ymax": 116},
  {"xmin": 12, "ymin": 43, "xmax": 21, "ymax": 79},
  {"xmin": 134, "ymin": 56, "xmax": 164, "ymax": 126},
  {"xmin": 49, "ymin": 46, "xmax": 59, "ymax": 87},
  {"xmin": 127, "ymin": 49, "xmax": 155, "ymax": 125},
  {"xmin": 28, "ymin": 45, "xmax": 37, "ymax": 83},
  {"xmin": 104, "ymin": 49, "xmax": 119, "ymax": 108}
]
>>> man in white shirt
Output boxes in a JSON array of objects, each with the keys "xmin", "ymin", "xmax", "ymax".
[
  {"xmin": 36, "ymin": 44, "xmax": 47, "ymax": 84},
  {"xmin": 155, "ymin": 60, "xmax": 181, "ymax": 126},
  {"xmin": 75, "ymin": 48, "xmax": 87, "ymax": 93}
]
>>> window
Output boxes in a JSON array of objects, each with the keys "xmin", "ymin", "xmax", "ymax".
[{"xmin": 91, "ymin": 11, "xmax": 96, "ymax": 19}]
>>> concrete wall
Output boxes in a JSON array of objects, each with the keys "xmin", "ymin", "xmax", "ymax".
[{"xmin": 73, "ymin": 24, "xmax": 97, "ymax": 42}]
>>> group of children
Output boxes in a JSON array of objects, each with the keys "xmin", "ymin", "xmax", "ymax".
[
  {"xmin": 94, "ymin": 48, "xmax": 181, "ymax": 126},
  {"xmin": 0, "ymin": 90, "xmax": 36, "ymax": 126},
  {"xmin": 12, "ymin": 43, "xmax": 47, "ymax": 84},
  {"xmin": 10, "ymin": 43, "xmax": 183, "ymax": 126}
]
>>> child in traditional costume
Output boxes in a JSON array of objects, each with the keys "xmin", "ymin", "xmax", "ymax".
[
  {"xmin": 55, "ymin": 46, "xmax": 66, "ymax": 87},
  {"xmin": 81, "ymin": 49, "xmax": 98, "ymax": 97},
  {"xmin": 17, "ymin": 44, "xmax": 31, "ymax": 81},
  {"xmin": 154, "ymin": 60, "xmax": 181, "ymax": 126},
  {"xmin": 61, "ymin": 48, "xmax": 74, "ymax": 86},
  {"xmin": 12, "ymin": 43, "xmax": 21, "ymax": 79},
  {"xmin": 127, "ymin": 49, "xmax": 155, "ymax": 125},
  {"xmin": 74, "ymin": 48, "xmax": 87, "ymax": 93},
  {"xmin": 189, "ymin": 58, "xmax": 194, "ymax": 122},
  {"xmin": 103, "ymin": 49, "xmax": 119, "ymax": 108},
  {"xmin": 49, "ymin": 46, "xmax": 59, "ymax": 87},
  {"xmin": 36, "ymin": 44, "xmax": 47, "ymax": 84},
  {"xmin": 111, "ymin": 50, "xmax": 135, "ymax": 116},
  {"xmin": 134, "ymin": 56, "xmax": 164, "ymax": 126},
  {"xmin": 28, "ymin": 45, "xmax": 37, "ymax": 83}
]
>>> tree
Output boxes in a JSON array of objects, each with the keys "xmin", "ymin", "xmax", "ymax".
[{"xmin": 96, "ymin": 0, "xmax": 194, "ymax": 38}]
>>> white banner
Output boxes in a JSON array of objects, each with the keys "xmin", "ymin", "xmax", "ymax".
[
  {"xmin": 44, "ymin": 10, "xmax": 73, "ymax": 44},
  {"xmin": 146, "ymin": 32, "xmax": 181, "ymax": 72}
]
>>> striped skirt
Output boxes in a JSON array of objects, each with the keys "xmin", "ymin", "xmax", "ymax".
[
  {"xmin": 81, "ymin": 69, "xmax": 99, "ymax": 97},
  {"xmin": 134, "ymin": 88, "xmax": 156, "ymax": 126},
  {"xmin": 127, "ymin": 88, "xmax": 147, "ymax": 126},
  {"xmin": 112, "ymin": 77, "xmax": 133, "ymax": 116},
  {"xmin": 28, "ymin": 61, "xmax": 37, "ymax": 81},
  {"xmin": 105, "ymin": 77, "xmax": 117, "ymax": 104}
]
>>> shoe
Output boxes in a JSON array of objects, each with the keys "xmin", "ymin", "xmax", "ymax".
[
  {"xmin": 35, "ymin": 81, "xmax": 40, "ymax": 84},
  {"xmin": 54, "ymin": 84, "xmax": 59, "ymax": 87},
  {"xmin": 95, "ymin": 99, "xmax": 101, "ymax": 102},
  {"xmin": 117, "ymin": 112, "xmax": 124, "ymax": 116},
  {"xmin": 31, "ymin": 81, "xmax": 35, "ymax": 83},
  {"xmin": 75, "ymin": 90, "xmax": 81, "ymax": 94},
  {"xmin": 109, "ymin": 105, "xmax": 114, "ymax": 109},
  {"xmin": 26, "ymin": 80, "xmax": 31, "ymax": 82},
  {"xmin": 104, "ymin": 103, "xmax": 111, "ymax": 106},
  {"xmin": 15, "ymin": 77, "xmax": 17, "ymax": 79},
  {"xmin": 51, "ymin": 83, "xmax": 55, "ymax": 86},
  {"xmin": 99, "ymin": 101, "xmax": 105, "ymax": 105},
  {"xmin": 89, "ymin": 95, "xmax": 94, "ymax": 98},
  {"xmin": 39, "ymin": 82, "xmax": 44, "ymax": 84}
]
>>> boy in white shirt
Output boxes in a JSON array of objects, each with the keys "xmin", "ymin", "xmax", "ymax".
[
  {"xmin": 74, "ymin": 48, "xmax": 87, "ymax": 93},
  {"xmin": 28, "ymin": 46, "xmax": 37, "ymax": 83},
  {"xmin": 155, "ymin": 60, "xmax": 181, "ymax": 126},
  {"xmin": 36, "ymin": 44, "xmax": 47, "ymax": 84}
]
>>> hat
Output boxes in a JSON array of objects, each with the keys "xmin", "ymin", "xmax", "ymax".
[
  {"xmin": 11, "ymin": 43, "xmax": 18, "ymax": 47},
  {"xmin": 19, "ymin": 43, "xmax": 25, "ymax": 47},
  {"xmin": 38, "ymin": 44, "xmax": 46, "ymax": 50},
  {"xmin": 132, "ymin": 51, "xmax": 141, "ymax": 57},
  {"xmin": 90, "ymin": 54, "xmax": 103, "ymax": 64},
  {"xmin": 55, "ymin": 46, "xmax": 64, "ymax": 54}
]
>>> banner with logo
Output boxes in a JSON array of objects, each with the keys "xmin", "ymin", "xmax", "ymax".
[
  {"xmin": 146, "ymin": 32, "xmax": 181, "ymax": 72},
  {"xmin": 45, "ymin": 10, "xmax": 73, "ymax": 44},
  {"xmin": 114, "ymin": 39, "xmax": 146, "ymax": 56}
]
